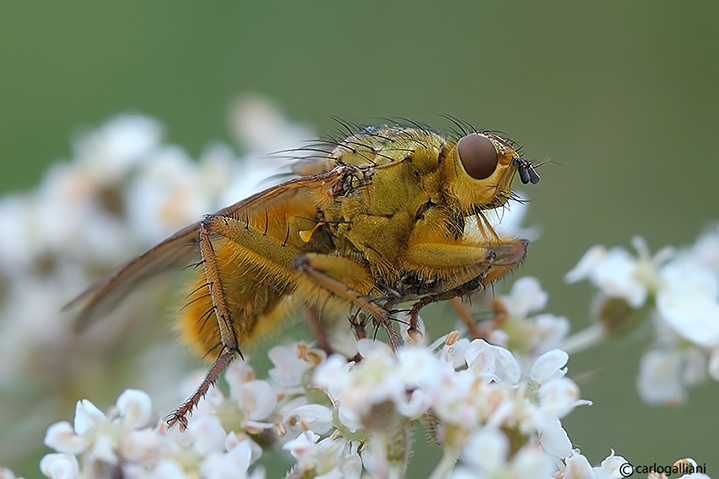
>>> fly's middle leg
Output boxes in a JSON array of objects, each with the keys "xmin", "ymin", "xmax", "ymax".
[{"xmin": 294, "ymin": 253, "xmax": 401, "ymax": 350}]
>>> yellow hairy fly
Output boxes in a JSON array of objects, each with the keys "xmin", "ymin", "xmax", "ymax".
[{"xmin": 65, "ymin": 120, "xmax": 540, "ymax": 428}]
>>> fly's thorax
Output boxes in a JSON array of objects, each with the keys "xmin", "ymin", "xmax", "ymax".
[
  {"xmin": 318, "ymin": 131, "xmax": 448, "ymax": 276},
  {"xmin": 329, "ymin": 126, "xmax": 445, "ymax": 169},
  {"xmin": 442, "ymin": 133, "xmax": 521, "ymax": 214},
  {"xmin": 323, "ymin": 128, "xmax": 449, "ymax": 222},
  {"xmin": 331, "ymin": 166, "xmax": 430, "ymax": 275}
]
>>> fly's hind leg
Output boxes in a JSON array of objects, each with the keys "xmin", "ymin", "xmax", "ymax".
[
  {"xmin": 167, "ymin": 218, "xmax": 241, "ymax": 429},
  {"xmin": 167, "ymin": 212, "xmax": 303, "ymax": 428},
  {"xmin": 167, "ymin": 350, "xmax": 235, "ymax": 429}
]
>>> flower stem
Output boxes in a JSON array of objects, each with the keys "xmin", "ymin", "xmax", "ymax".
[
  {"xmin": 561, "ymin": 324, "xmax": 605, "ymax": 354},
  {"xmin": 428, "ymin": 447, "xmax": 459, "ymax": 479}
]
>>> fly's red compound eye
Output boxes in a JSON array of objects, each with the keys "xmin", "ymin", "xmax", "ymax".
[{"xmin": 457, "ymin": 133, "xmax": 498, "ymax": 180}]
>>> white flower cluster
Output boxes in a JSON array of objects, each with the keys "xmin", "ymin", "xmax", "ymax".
[
  {"xmin": 26, "ymin": 339, "xmax": 607, "ymax": 479},
  {"xmin": 28, "ymin": 337, "xmax": 708, "ymax": 479},
  {"xmin": 40, "ymin": 383, "xmax": 266, "ymax": 479},
  {"xmin": 313, "ymin": 339, "xmax": 589, "ymax": 478},
  {"xmin": 566, "ymin": 232, "xmax": 719, "ymax": 404}
]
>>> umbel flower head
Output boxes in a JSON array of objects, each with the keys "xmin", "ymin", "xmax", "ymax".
[
  {"xmin": 566, "ymin": 230, "xmax": 719, "ymax": 405},
  {"xmin": 35, "ymin": 339, "xmax": 592, "ymax": 479}
]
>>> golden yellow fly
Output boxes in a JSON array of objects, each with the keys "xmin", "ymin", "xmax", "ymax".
[{"xmin": 65, "ymin": 121, "xmax": 540, "ymax": 428}]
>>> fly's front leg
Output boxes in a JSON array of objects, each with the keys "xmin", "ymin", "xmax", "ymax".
[
  {"xmin": 349, "ymin": 311, "xmax": 368, "ymax": 341},
  {"xmin": 449, "ymin": 297, "xmax": 484, "ymax": 340},
  {"xmin": 345, "ymin": 311, "xmax": 368, "ymax": 363},
  {"xmin": 303, "ymin": 307, "xmax": 333, "ymax": 356},
  {"xmin": 294, "ymin": 254, "xmax": 401, "ymax": 350},
  {"xmin": 402, "ymin": 239, "xmax": 528, "ymax": 339},
  {"xmin": 410, "ymin": 284, "xmax": 507, "ymax": 341},
  {"xmin": 407, "ymin": 280, "xmax": 485, "ymax": 339}
]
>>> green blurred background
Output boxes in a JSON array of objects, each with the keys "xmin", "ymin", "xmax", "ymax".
[{"xmin": 2, "ymin": 1, "xmax": 718, "ymax": 476}]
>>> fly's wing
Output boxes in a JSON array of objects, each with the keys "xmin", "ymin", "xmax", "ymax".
[
  {"xmin": 65, "ymin": 169, "xmax": 346, "ymax": 331},
  {"xmin": 64, "ymin": 223, "xmax": 201, "ymax": 331}
]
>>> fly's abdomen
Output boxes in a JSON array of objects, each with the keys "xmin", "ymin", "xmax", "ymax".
[{"xmin": 177, "ymin": 199, "xmax": 334, "ymax": 357}]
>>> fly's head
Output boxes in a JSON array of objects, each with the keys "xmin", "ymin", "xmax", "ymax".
[{"xmin": 444, "ymin": 132, "xmax": 540, "ymax": 214}]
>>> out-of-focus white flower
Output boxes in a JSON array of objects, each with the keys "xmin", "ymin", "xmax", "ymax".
[
  {"xmin": 484, "ymin": 277, "xmax": 570, "ymax": 365},
  {"xmin": 283, "ymin": 432, "xmax": 362, "ymax": 479},
  {"xmin": 39, "ymin": 454, "xmax": 79, "ymax": 479},
  {"xmin": 116, "ymin": 389, "xmax": 154, "ymax": 429},
  {"xmin": 268, "ymin": 343, "xmax": 315, "ymax": 391},
  {"xmin": 0, "ymin": 195, "xmax": 41, "ymax": 271},
  {"xmin": 568, "ymin": 230, "xmax": 719, "ymax": 405},
  {"xmin": 200, "ymin": 437, "xmax": 256, "ymax": 479},
  {"xmin": 500, "ymin": 276, "xmax": 548, "ymax": 318},
  {"xmin": 709, "ymin": 348, "xmax": 719, "ymax": 381},
  {"xmin": 281, "ymin": 404, "xmax": 334, "ymax": 436},
  {"xmin": 690, "ymin": 227, "xmax": 719, "ymax": 272},
  {"xmin": 636, "ymin": 332, "xmax": 707, "ymax": 406},
  {"xmin": 561, "ymin": 449, "xmax": 628, "ymax": 479},
  {"xmin": 637, "ymin": 347, "xmax": 686, "ymax": 404},
  {"xmin": 565, "ymin": 236, "xmax": 674, "ymax": 308},
  {"xmin": 0, "ymin": 468, "xmax": 23, "ymax": 479},
  {"xmin": 487, "ymin": 196, "xmax": 538, "ymax": 241},
  {"xmin": 72, "ymin": 115, "xmax": 163, "ymax": 179},
  {"xmin": 229, "ymin": 95, "xmax": 314, "ymax": 158},
  {"xmin": 221, "ymin": 95, "xmax": 316, "ymax": 206},
  {"xmin": 656, "ymin": 260, "xmax": 719, "ymax": 348},
  {"xmin": 125, "ymin": 145, "xmax": 211, "ymax": 243},
  {"xmin": 453, "ymin": 429, "xmax": 555, "ymax": 479},
  {"xmin": 640, "ymin": 304, "xmax": 719, "ymax": 403}
]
